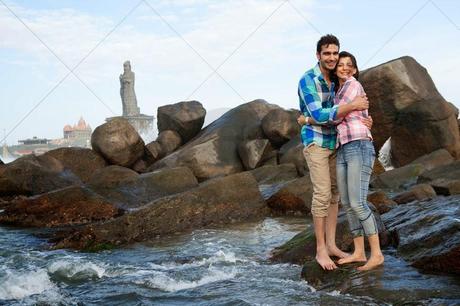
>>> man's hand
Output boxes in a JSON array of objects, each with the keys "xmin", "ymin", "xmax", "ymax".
[
  {"xmin": 297, "ymin": 115, "xmax": 307, "ymax": 125},
  {"xmin": 362, "ymin": 115, "xmax": 373, "ymax": 130},
  {"xmin": 351, "ymin": 95, "xmax": 369, "ymax": 111}
]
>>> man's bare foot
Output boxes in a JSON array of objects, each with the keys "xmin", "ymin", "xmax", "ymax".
[
  {"xmin": 316, "ymin": 248, "xmax": 337, "ymax": 270},
  {"xmin": 357, "ymin": 254, "xmax": 384, "ymax": 271},
  {"xmin": 327, "ymin": 246, "xmax": 349, "ymax": 259},
  {"xmin": 338, "ymin": 252, "xmax": 367, "ymax": 265}
]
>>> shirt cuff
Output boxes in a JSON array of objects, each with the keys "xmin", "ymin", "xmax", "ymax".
[{"xmin": 329, "ymin": 105, "xmax": 339, "ymax": 121}]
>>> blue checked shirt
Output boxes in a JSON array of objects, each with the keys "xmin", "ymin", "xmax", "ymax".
[{"xmin": 298, "ymin": 63, "xmax": 339, "ymax": 150}]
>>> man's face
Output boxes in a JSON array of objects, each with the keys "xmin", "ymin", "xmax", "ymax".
[{"xmin": 316, "ymin": 44, "xmax": 339, "ymax": 71}]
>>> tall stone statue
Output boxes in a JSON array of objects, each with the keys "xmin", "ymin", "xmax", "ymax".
[{"xmin": 120, "ymin": 60, "xmax": 140, "ymax": 116}]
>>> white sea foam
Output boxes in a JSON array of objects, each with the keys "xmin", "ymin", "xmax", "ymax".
[
  {"xmin": 0, "ymin": 269, "xmax": 55, "ymax": 300},
  {"xmin": 148, "ymin": 250, "xmax": 244, "ymax": 271},
  {"xmin": 48, "ymin": 259, "xmax": 106, "ymax": 279},
  {"xmin": 138, "ymin": 268, "xmax": 237, "ymax": 292}
]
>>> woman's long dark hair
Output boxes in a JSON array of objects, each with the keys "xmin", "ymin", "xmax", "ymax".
[{"xmin": 331, "ymin": 51, "xmax": 359, "ymax": 93}]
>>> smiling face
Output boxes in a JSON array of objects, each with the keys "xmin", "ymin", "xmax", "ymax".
[
  {"xmin": 316, "ymin": 44, "xmax": 339, "ymax": 72},
  {"xmin": 335, "ymin": 56, "xmax": 357, "ymax": 81}
]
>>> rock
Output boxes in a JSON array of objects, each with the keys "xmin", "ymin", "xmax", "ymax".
[
  {"xmin": 87, "ymin": 165, "xmax": 139, "ymax": 187},
  {"xmin": 44, "ymin": 148, "xmax": 108, "ymax": 183},
  {"xmin": 266, "ymin": 176, "xmax": 313, "ymax": 216},
  {"xmin": 409, "ymin": 149, "xmax": 454, "ymax": 172},
  {"xmin": 157, "ymin": 100, "xmax": 206, "ymax": 143},
  {"xmin": 0, "ymin": 159, "xmax": 3, "ymax": 165},
  {"xmin": 382, "ymin": 195, "xmax": 460, "ymax": 274},
  {"xmin": 153, "ymin": 100, "xmax": 280, "ymax": 181},
  {"xmin": 131, "ymin": 158, "xmax": 150, "ymax": 173},
  {"xmin": 361, "ymin": 56, "xmax": 460, "ymax": 166},
  {"xmin": 249, "ymin": 163, "xmax": 298, "ymax": 185},
  {"xmin": 157, "ymin": 130, "xmax": 182, "ymax": 156},
  {"xmin": 430, "ymin": 179, "xmax": 460, "ymax": 196},
  {"xmin": 0, "ymin": 186, "xmax": 122, "ymax": 227},
  {"xmin": 417, "ymin": 160, "xmax": 460, "ymax": 184},
  {"xmin": 53, "ymin": 172, "xmax": 267, "ymax": 250},
  {"xmin": 279, "ymin": 137, "xmax": 308, "ymax": 176},
  {"xmin": 0, "ymin": 154, "xmax": 80, "ymax": 197},
  {"xmin": 392, "ymin": 184, "xmax": 437, "ymax": 204},
  {"xmin": 270, "ymin": 230, "xmax": 315, "ymax": 264},
  {"xmin": 367, "ymin": 191, "xmax": 397, "ymax": 214},
  {"xmin": 371, "ymin": 163, "xmax": 424, "ymax": 189},
  {"xmin": 372, "ymin": 159, "xmax": 386, "ymax": 177},
  {"xmin": 88, "ymin": 166, "xmax": 198, "ymax": 210},
  {"xmin": 145, "ymin": 141, "xmax": 164, "ymax": 162},
  {"xmin": 261, "ymin": 109, "xmax": 300, "ymax": 147},
  {"xmin": 238, "ymin": 139, "xmax": 275, "ymax": 170},
  {"xmin": 91, "ymin": 118, "xmax": 145, "ymax": 168}
]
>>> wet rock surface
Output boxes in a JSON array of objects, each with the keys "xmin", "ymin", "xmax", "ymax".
[
  {"xmin": 0, "ymin": 186, "xmax": 122, "ymax": 227},
  {"xmin": 53, "ymin": 172, "xmax": 268, "ymax": 250},
  {"xmin": 382, "ymin": 195, "xmax": 460, "ymax": 274}
]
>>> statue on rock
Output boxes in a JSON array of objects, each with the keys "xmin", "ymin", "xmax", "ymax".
[{"xmin": 120, "ymin": 60, "xmax": 140, "ymax": 117}]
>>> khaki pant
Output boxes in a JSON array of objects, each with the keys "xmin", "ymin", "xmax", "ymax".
[{"xmin": 303, "ymin": 144, "xmax": 339, "ymax": 217}]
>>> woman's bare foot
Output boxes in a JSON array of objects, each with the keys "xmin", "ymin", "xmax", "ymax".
[
  {"xmin": 327, "ymin": 245, "xmax": 349, "ymax": 259},
  {"xmin": 357, "ymin": 254, "xmax": 384, "ymax": 271},
  {"xmin": 337, "ymin": 252, "xmax": 367, "ymax": 265},
  {"xmin": 316, "ymin": 248, "xmax": 338, "ymax": 270}
]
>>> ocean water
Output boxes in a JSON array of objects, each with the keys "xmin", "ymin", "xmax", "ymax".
[{"xmin": 1, "ymin": 217, "xmax": 459, "ymax": 305}]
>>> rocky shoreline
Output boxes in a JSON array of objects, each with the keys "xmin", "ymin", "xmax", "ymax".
[{"xmin": 1, "ymin": 56, "xmax": 460, "ymax": 289}]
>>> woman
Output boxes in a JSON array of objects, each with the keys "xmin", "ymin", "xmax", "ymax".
[{"xmin": 305, "ymin": 51, "xmax": 384, "ymax": 271}]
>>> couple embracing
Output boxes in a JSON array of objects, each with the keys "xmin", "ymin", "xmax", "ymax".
[{"xmin": 298, "ymin": 34, "xmax": 384, "ymax": 271}]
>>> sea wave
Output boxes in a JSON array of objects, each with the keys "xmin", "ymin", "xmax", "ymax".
[
  {"xmin": 136, "ymin": 267, "xmax": 237, "ymax": 292},
  {"xmin": 48, "ymin": 259, "xmax": 106, "ymax": 280},
  {"xmin": 0, "ymin": 268, "xmax": 55, "ymax": 300}
]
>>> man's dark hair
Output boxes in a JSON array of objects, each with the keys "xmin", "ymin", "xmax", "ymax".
[{"xmin": 316, "ymin": 34, "xmax": 340, "ymax": 53}]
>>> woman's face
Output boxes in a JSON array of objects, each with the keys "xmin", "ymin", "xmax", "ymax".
[{"xmin": 335, "ymin": 56, "xmax": 357, "ymax": 81}]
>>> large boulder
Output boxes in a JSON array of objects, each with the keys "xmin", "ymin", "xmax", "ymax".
[
  {"xmin": 91, "ymin": 118, "xmax": 145, "ymax": 168},
  {"xmin": 279, "ymin": 137, "xmax": 308, "ymax": 176},
  {"xmin": 88, "ymin": 166, "xmax": 199, "ymax": 210},
  {"xmin": 382, "ymin": 195, "xmax": 460, "ymax": 274},
  {"xmin": 157, "ymin": 130, "xmax": 182, "ymax": 156},
  {"xmin": 249, "ymin": 163, "xmax": 298, "ymax": 185},
  {"xmin": 152, "ymin": 100, "xmax": 280, "ymax": 181},
  {"xmin": 367, "ymin": 191, "xmax": 397, "ymax": 214},
  {"xmin": 0, "ymin": 186, "xmax": 122, "ymax": 227},
  {"xmin": 430, "ymin": 179, "xmax": 460, "ymax": 196},
  {"xmin": 87, "ymin": 165, "xmax": 139, "ymax": 187},
  {"xmin": 360, "ymin": 56, "xmax": 460, "ymax": 166},
  {"xmin": 53, "ymin": 172, "xmax": 268, "ymax": 250},
  {"xmin": 238, "ymin": 139, "xmax": 275, "ymax": 170},
  {"xmin": 371, "ymin": 163, "xmax": 424, "ymax": 189},
  {"xmin": 417, "ymin": 160, "xmax": 460, "ymax": 184},
  {"xmin": 261, "ymin": 109, "xmax": 300, "ymax": 147},
  {"xmin": 266, "ymin": 176, "xmax": 313, "ymax": 216},
  {"xmin": 44, "ymin": 148, "xmax": 108, "ymax": 183},
  {"xmin": 157, "ymin": 101, "xmax": 206, "ymax": 143},
  {"xmin": 0, "ymin": 154, "xmax": 80, "ymax": 197},
  {"xmin": 392, "ymin": 183, "xmax": 437, "ymax": 204}
]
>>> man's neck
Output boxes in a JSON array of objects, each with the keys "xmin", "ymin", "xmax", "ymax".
[{"xmin": 319, "ymin": 64, "xmax": 332, "ymax": 85}]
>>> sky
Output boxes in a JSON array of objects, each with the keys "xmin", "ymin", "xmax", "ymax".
[{"xmin": 0, "ymin": 0, "xmax": 459, "ymax": 145}]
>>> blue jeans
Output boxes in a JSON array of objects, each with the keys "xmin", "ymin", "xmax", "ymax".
[{"xmin": 336, "ymin": 139, "xmax": 378, "ymax": 237}]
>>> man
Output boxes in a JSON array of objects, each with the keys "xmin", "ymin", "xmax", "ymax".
[{"xmin": 297, "ymin": 34, "xmax": 370, "ymax": 270}]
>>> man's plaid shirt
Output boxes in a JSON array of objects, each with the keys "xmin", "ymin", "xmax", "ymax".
[{"xmin": 298, "ymin": 63, "xmax": 339, "ymax": 150}]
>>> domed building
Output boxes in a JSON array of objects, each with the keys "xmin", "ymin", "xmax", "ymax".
[{"xmin": 63, "ymin": 117, "xmax": 92, "ymax": 147}]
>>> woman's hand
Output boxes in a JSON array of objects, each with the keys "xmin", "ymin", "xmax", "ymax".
[
  {"xmin": 297, "ymin": 115, "xmax": 310, "ymax": 125},
  {"xmin": 361, "ymin": 115, "xmax": 373, "ymax": 130}
]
